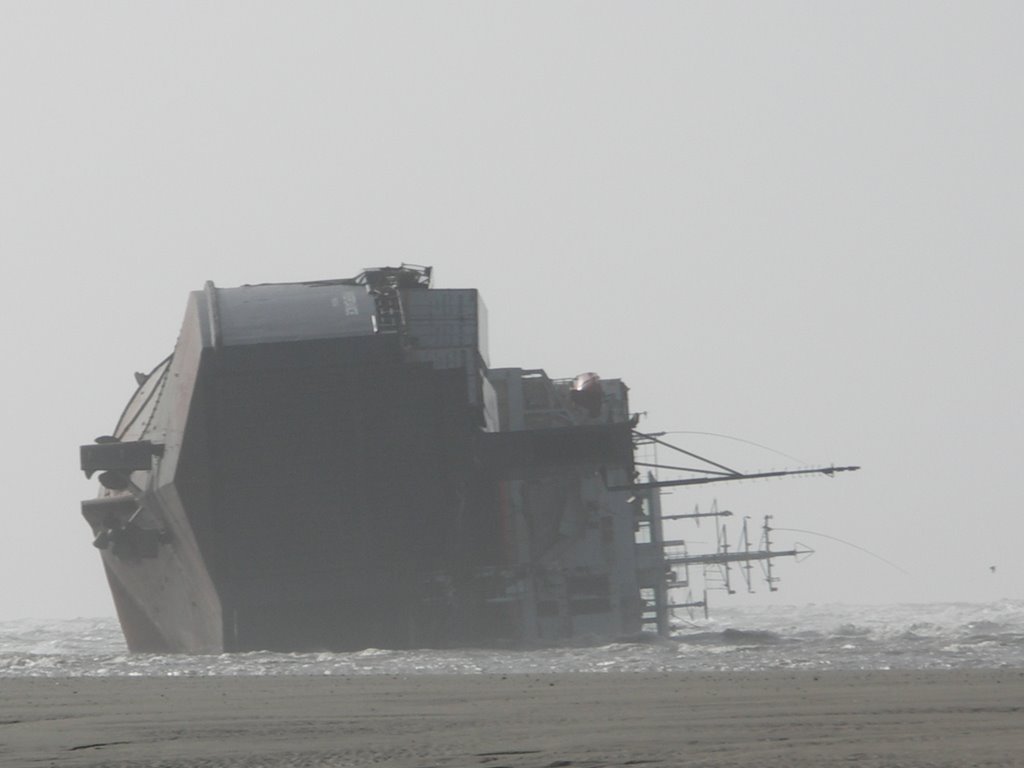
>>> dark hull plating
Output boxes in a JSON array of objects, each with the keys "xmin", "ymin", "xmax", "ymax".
[{"xmin": 82, "ymin": 269, "xmax": 643, "ymax": 652}]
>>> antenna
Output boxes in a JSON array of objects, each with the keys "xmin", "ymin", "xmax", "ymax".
[
  {"xmin": 611, "ymin": 431, "xmax": 859, "ymax": 491},
  {"xmin": 661, "ymin": 512, "xmax": 813, "ymax": 600},
  {"xmin": 630, "ymin": 429, "xmax": 855, "ymax": 636}
]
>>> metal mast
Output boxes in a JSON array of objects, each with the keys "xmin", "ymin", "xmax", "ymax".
[{"xmin": 629, "ymin": 431, "xmax": 849, "ymax": 634}]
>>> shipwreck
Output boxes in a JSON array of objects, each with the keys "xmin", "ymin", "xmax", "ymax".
[{"xmin": 79, "ymin": 265, "xmax": 856, "ymax": 653}]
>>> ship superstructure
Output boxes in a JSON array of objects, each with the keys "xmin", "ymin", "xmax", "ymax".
[{"xmin": 80, "ymin": 265, "xmax": 856, "ymax": 652}]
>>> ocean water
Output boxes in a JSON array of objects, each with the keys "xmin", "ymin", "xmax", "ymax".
[{"xmin": 2, "ymin": 601, "xmax": 1022, "ymax": 678}]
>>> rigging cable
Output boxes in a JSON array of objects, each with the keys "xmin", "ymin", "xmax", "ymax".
[
  {"xmin": 772, "ymin": 527, "xmax": 911, "ymax": 576},
  {"xmin": 662, "ymin": 431, "xmax": 808, "ymax": 466}
]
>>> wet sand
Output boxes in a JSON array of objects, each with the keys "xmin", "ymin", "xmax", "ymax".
[{"xmin": 3, "ymin": 670, "xmax": 1023, "ymax": 767}]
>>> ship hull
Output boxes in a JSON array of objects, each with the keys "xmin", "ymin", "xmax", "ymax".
[{"xmin": 82, "ymin": 269, "xmax": 645, "ymax": 652}]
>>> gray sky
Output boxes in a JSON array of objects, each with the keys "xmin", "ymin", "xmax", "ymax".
[{"xmin": 2, "ymin": 2, "xmax": 1021, "ymax": 619}]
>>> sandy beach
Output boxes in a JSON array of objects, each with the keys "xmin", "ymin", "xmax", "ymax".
[{"xmin": 3, "ymin": 670, "xmax": 1022, "ymax": 767}]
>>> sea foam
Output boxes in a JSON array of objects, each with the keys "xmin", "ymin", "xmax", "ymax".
[{"xmin": 2, "ymin": 601, "xmax": 1022, "ymax": 677}]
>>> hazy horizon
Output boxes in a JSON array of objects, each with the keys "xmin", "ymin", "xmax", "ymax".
[{"xmin": 2, "ymin": 2, "xmax": 1021, "ymax": 620}]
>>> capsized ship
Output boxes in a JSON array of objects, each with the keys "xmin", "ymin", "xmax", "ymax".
[{"xmin": 80, "ymin": 265, "xmax": 857, "ymax": 653}]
